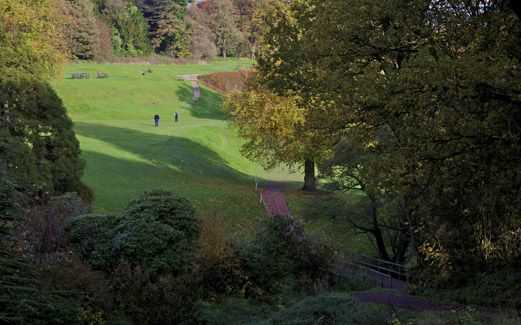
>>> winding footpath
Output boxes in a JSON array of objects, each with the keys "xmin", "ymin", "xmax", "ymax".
[{"xmin": 257, "ymin": 183, "xmax": 462, "ymax": 312}]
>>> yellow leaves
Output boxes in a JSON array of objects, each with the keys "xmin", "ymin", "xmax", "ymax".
[
  {"xmin": 0, "ymin": 0, "xmax": 66, "ymax": 79},
  {"xmin": 366, "ymin": 141, "xmax": 378, "ymax": 150},
  {"xmin": 224, "ymin": 88, "xmax": 309, "ymax": 164}
]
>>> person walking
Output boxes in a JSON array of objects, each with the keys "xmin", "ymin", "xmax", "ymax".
[
  {"xmin": 174, "ymin": 112, "xmax": 179, "ymax": 123},
  {"xmin": 154, "ymin": 114, "xmax": 160, "ymax": 127}
]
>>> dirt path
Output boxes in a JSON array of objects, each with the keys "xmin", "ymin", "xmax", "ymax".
[
  {"xmin": 258, "ymin": 182, "xmax": 290, "ymax": 217},
  {"xmin": 176, "ymin": 74, "xmax": 201, "ymax": 101},
  {"xmin": 256, "ymin": 183, "xmax": 459, "ymax": 311}
]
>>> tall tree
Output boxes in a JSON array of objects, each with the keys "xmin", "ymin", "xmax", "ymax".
[
  {"xmin": 299, "ymin": 0, "xmax": 521, "ymax": 279},
  {"xmin": 112, "ymin": 4, "xmax": 152, "ymax": 55},
  {"xmin": 186, "ymin": 4, "xmax": 217, "ymax": 59},
  {"xmin": 1, "ymin": 2, "xmax": 90, "ymax": 321},
  {"xmin": 208, "ymin": 0, "xmax": 241, "ymax": 58},
  {"xmin": 226, "ymin": 0, "xmax": 339, "ymax": 191},
  {"xmin": 225, "ymin": 89, "xmax": 325, "ymax": 191},
  {"xmin": 137, "ymin": 0, "xmax": 189, "ymax": 56},
  {"xmin": 0, "ymin": 0, "xmax": 66, "ymax": 78},
  {"xmin": 60, "ymin": 0, "xmax": 100, "ymax": 60}
]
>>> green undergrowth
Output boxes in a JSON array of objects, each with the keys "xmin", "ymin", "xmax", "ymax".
[
  {"xmin": 198, "ymin": 292, "xmax": 393, "ymax": 325},
  {"xmin": 413, "ymin": 270, "xmax": 521, "ymax": 312}
]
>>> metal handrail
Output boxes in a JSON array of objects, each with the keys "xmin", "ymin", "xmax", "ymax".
[{"xmin": 335, "ymin": 252, "xmax": 410, "ymax": 285}]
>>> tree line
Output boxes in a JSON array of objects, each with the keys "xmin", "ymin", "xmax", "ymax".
[
  {"xmin": 226, "ymin": 0, "xmax": 521, "ymax": 289},
  {"xmin": 51, "ymin": 0, "xmax": 264, "ymax": 60}
]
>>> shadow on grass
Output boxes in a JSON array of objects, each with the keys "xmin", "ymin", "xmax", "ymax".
[
  {"xmin": 175, "ymin": 82, "xmax": 227, "ymax": 120},
  {"xmin": 81, "ymin": 150, "xmax": 261, "ymax": 214},
  {"xmin": 75, "ymin": 122, "xmax": 252, "ymax": 183},
  {"xmin": 292, "ymin": 191, "xmax": 374, "ymax": 254}
]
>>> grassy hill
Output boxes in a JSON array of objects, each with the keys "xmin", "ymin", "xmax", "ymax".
[
  {"xmin": 52, "ymin": 60, "xmax": 297, "ymax": 221},
  {"xmin": 52, "ymin": 59, "xmax": 371, "ymax": 251}
]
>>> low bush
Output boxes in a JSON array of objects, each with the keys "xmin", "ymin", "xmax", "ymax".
[
  {"xmin": 0, "ymin": 254, "xmax": 82, "ymax": 325},
  {"xmin": 113, "ymin": 190, "xmax": 199, "ymax": 275},
  {"xmin": 111, "ymin": 264, "xmax": 200, "ymax": 325},
  {"xmin": 415, "ymin": 270, "xmax": 521, "ymax": 309},
  {"xmin": 197, "ymin": 298, "xmax": 275, "ymax": 325},
  {"xmin": 240, "ymin": 216, "xmax": 335, "ymax": 297},
  {"xmin": 15, "ymin": 192, "xmax": 90, "ymax": 263},
  {"xmin": 0, "ymin": 176, "xmax": 27, "ymax": 251},
  {"xmin": 254, "ymin": 292, "xmax": 392, "ymax": 325},
  {"xmin": 41, "ymin": 255, "xmax": 113, "ymax": 313},
  {"xmin": 68, "ymin": 190, "xmax": 202, "ymax": 324},
  {"xmin": 198, "ymin": 216, "xmax": 249, "ymax": 297},
  {"xmin": 68, "ymin": 213, "xmax": 119, "ymax": 270}
]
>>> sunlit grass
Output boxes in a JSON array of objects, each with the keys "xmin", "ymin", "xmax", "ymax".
[{"xmin": 52, "ymin": 59, "xmax": 371, "ymax": 251}]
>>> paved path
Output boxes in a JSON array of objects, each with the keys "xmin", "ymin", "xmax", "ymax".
[
  {"xmin": 259, "ymin": 186, "xmax": 290, "ymax": 217},
  {"xmin": 256, "ymin": 182, "xmax": 458, "ymax": 311},
  {"xmin": 176, "ymin": 74, "xmax": 201, "ymax": 101}
]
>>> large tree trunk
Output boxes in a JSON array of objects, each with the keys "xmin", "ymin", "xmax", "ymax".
[
  {"xmin": 302, "ymin": 158, "xmax": 316, "ymax": 192},
  {"xmin": 369, "ymin": 200, "xmax": 391, "ymax": 261},
  {"xmin": 392, "ymin": 223, "xmax": 410, "ymax": 264}
]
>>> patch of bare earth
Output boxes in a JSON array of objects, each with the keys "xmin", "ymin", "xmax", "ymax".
[{"xmin": 198, "ymin": 70, "xmax": 254, "ymax": 93}]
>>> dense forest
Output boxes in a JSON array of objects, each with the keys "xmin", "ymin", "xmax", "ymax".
[
  {"xmin": 37, "ymin": 0, "xmax": 262, "ymax": 60},
  {"xmin": 1, "ymin": 0, "xmax": 521, "ymax": 324}
]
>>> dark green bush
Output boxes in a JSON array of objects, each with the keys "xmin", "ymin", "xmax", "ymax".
[
  {"xmin": 69, "ymin": 190, "xmax": 200, "ymax": 275},
  {"xmin": 0, "ymin": 254, "xmax": 82, "ymax": 325},
  {"xmin": 196, "ymin": 215, "xmax": 250, "ymax": 298},
  {"xmin": 416, "ymin": 270, "xmax": 521, "ymax": 309},
  {"xmin": 114, "ymin": 190, "xmax": 199, "ymax": 275},
  {"xmin": 0, "ymin": 77, "xmax": 88, "ymax": 201},
  {"xmin": 199, "ymin": 251, "xmax": 250, "ymax": 298},
  {"xmin": 112, "ymin": 264, "xmax": 200, "ymax": 325},
  {"xmin": 241, "ymin": 216, "xmax": 335, "ymax": 296},
  {"xmin": 68, "ymin": 190, "xmax": 201, "ymax": 324},
  {"xmin": 197, "ymin": 298, "xmax": 274, "ymax": 325},
  {"xmin": 255, "ymin": 292, "xmax": 391, "ymax": 325},
  {"xmin": 0, "ymin": 175, "xmax": 28, "ymax": 251},
  {"xmin": 68, "ymin": 213, "xmax": 120, "ymax": 270}
]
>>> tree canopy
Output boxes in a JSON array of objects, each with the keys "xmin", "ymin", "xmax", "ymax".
[{"xmin": 227, "ymin": 0, "xmax": 521, "ymax": 284}]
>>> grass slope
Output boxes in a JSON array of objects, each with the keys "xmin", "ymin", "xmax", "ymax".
[
  {"xmin": 52, "ymin": 59, "xmax": 372, "ymax": 251},
  {"xmin": 52, "ymin": 60, "xmax": 300, "ymax": 226}
]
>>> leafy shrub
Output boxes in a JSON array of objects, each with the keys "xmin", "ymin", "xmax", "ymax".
[
  {"xmin": 113, "ymin": 190, "xmax": 199, "ymax": 275},
  {"xmin": 0, "ymin": 176, "xmax": 28, "ymax": 251},
  {"xmin": 0, "ymin": 254, "xmax": 82, "ymax": 325},
  {"xmin": 111, "ymin": 264, "xmax": 200, "ymax": 325},
  {"xmin": 15, "ymin": 192, "xmax": 90, "ymax": 263},
  {"xmin": 416, "ymin": 270, "xmax": 521, "ymax": 309},
  {"xmin": 0, "ymin": 77, "xmax": 88, "ymax": 201},
  {"xmin": 241, "ymin": 216, "xmax": 335, "ymax": 296},
  {"xmin": 41, "ymin": 255, "xmax": 113, "ymax": 315},
  {"xmin": 69, "ymin": 213, "xmax": 119, "ymax": 270},
  {"xmin": 198, "ymin": 216, "xmax": 249, "ymax": 297},
  {"xmin": 197, "ymin": 298, "xmax": 274, "ymax": 325},
  {"xmin": 68, "ymin": 190, "xmax": 201, "ymax": 324},
  {"xmin": 255, "ymin": 292, "xmax": 391, "ymax": 325}
]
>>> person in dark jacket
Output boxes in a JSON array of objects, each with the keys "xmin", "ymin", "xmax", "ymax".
[{"xmin": 154, "ymin": 114, "xmax": 160, "ymax": 127}]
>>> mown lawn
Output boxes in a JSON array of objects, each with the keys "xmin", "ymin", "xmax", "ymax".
[{"xmin": 52, "ymin": 59, "xmax": 371, "ymax": 251}]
